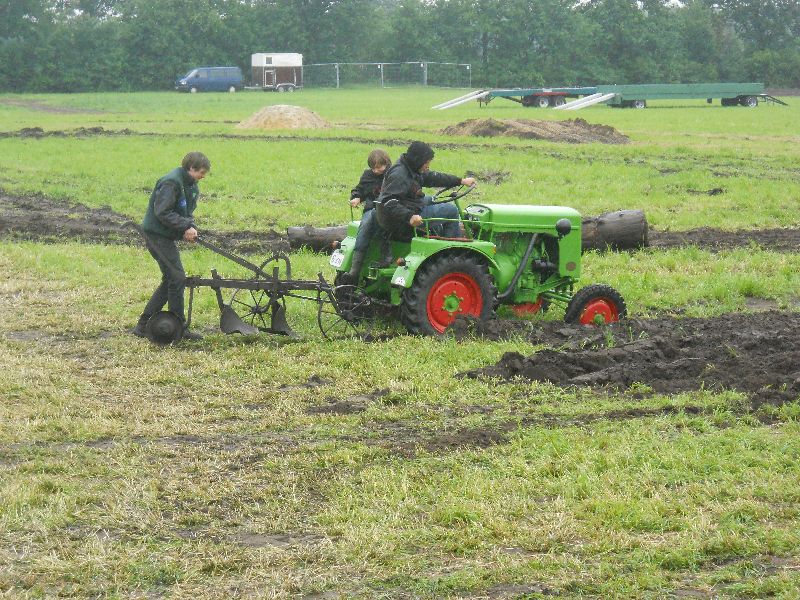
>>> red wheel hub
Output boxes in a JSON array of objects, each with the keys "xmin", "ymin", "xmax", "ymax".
[
  {"xmin": 426, "ymin": 272, "xmax": 483, "ymax": 333},
  {"xmin": 579, "ymin": 298, "xmax": 620, "ymax": 325}
]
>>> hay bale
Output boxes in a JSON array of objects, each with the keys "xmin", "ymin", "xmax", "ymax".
[{"xmin": 236, "ymin": 105, "xmax": 328, "ymax": 130}]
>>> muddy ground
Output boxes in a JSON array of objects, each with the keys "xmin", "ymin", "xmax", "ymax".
[
  {"xmin": 2, "ymin": 190, "xmax": 799, "ymax": 420},
  {"xmin": 4, "ymin": 191, "xmax": 800, "ymax": 254},
  {"xmin": 0, "ymin": 192, "xmax": 288, "ymax": 255},
  {"xmin": 458, "ymin": 310, "xmax": 800, "ymax": 414}
]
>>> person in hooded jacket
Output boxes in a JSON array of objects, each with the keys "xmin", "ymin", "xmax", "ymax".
[{"xmin": 375, "ymin": 141, "xmax": 475, "ymax": 243}]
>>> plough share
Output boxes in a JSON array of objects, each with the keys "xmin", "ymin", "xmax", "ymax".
[{"xmin": 147, "ymin": 237, "xmax": 373, "ymax": 344}]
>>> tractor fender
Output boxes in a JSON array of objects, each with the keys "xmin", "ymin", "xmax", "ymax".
[{"xmin": 389, "ymin": 242, "xmax": 497, "ymax": 290}]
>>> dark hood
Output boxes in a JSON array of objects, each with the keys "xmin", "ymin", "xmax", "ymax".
[{"xmin": 403, "ymin": 141, "xmax": 435, "ymax": 172}]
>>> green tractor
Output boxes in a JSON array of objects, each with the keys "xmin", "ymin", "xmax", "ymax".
[{"xmin": 329, "ymin": 186, "xmax": 626, "ymax": 335}]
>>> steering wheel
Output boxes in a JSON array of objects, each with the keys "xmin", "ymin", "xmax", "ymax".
[{"xmin": 430, "ymin": 184, "xmax": 476, "ymax": 204}]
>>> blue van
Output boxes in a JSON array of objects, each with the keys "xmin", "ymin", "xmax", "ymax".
[{"xmin": 175, "ymin": 67, "xmax": 243, "ymax": 93}]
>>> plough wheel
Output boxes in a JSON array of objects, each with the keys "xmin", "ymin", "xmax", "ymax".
[
  {"xmin": 227, "ymin": 254, "xmax": 292, "ymax": 332},
  {"xmin": 229, "ymin": 286, "xmax": 285, "ymax": 332},
  {"xmin": 317, "ymin": 284, "xmax": 372, "ymax": 340}
]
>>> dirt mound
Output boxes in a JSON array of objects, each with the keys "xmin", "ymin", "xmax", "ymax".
[
  {"xmin": 461, "ymin": 311, "xmax": 800, "ymax": 412},
  {"xmin": 441, "ymin": 117, "xmax": 629, "ymax": 144},
  {"xmin": 236, "ymin": 105, "xmax": 328, "ymax": 130}
]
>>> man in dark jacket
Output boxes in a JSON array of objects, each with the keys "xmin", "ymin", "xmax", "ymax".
[
  {"xmin": 376, "ymin": 141, "xmax": 475, "ymax": 242},
  {"xmin": 131, "ymin": 151, "xmax": 210, "ymax": 340}
]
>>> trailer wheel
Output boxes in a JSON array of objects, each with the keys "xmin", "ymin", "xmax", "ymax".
[
  {"xmin": 277, "ymin": 85, "xmax": 286, "ymax": 93},
  {"xmin": 553, "ymin": 97, "xmax": 566, "ymax": 107},
  {"xmin": 190, "ymin": 87, "xmax": 198, "ymax": 94},
  {"xmin": 741, "ymin": 95, "xmax": 758, "ymax": 107},
  {"xmin": 401, "ymin": 253, "xmax": 496, "ymax": 335},
  {"xmin": 632, "ymin": 99, "xmax": 646, "ymax": 109},
  {"xmin": 564, "ymin": 284, "xmax": 627, "ymax": 326},
  {"xmin": 536, "ymin": 96, "xmax": 550, "ymax": 108}
]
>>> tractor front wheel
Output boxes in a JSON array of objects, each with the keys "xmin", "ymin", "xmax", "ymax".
[
  {"xmin": 564, "ymin": 284, "xmax": 627, "ymax": 326},
  {"xmin": 401, "ymin": 253, "xmax": 496, "ymax": 335}
]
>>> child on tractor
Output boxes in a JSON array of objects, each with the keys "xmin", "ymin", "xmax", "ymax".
[
  {"xmin": 344, "ymin": 148, "xmax": 394, "ymax": 282},
  {"xmin": 375, "ymin": 141, "xmax": 476, "ymax": 242}
]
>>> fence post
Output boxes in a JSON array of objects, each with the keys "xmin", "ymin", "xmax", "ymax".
[
  {"xmin": 421, "ymin": 62, "xmax": 427, "ymax": 86},
  {"xmin": 379, "ymin": 63, "xmax": 384, "ymax": 88},
  {"xmin": 335, "ymin": 63, "xmax": 340, "ymax": 89}
]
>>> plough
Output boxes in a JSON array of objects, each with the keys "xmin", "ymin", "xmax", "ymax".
[{"xmin": 142, "ymin": 235, "xmax": 374, "ymax": 345}]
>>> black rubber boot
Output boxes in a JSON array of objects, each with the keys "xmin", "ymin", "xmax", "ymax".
[
  {"xmin": 375, "ymin": 238, "xmax": 394, "ymax": 268},
  {"xmin": 343, "ymin": 250, "xmax": 366, "ymax": 283},
  {"xmin": 182, "ymin": 328, "xmax": 204, "ymax": 341},
  {"xmin": 130, "ymin": 314, "xmax": 150, "ymax": 338}
]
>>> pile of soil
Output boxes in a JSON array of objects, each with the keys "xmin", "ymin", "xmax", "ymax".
[
  {"xmin": 236, "ymin": 105, "xmax": 328, "ymax": 130},
  {"xmin": 441, "ymin": 117, "xmax": 629, "ymax": 144},
  {"xmin": 461, "ymin": 311, "xmax": 800, "ymax": 411}
]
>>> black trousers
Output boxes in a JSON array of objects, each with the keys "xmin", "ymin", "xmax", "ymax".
[{"xmin": 141, "ymin": 233, "xmax": 186, "ymax": 322}]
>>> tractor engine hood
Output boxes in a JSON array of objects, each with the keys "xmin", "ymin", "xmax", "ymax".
[{"xmin": 465, "ymin": 203, "xmax": 581, "ymax": 233}]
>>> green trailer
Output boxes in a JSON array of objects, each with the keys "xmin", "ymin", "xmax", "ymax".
[
  {"xmin": 434, "ymin": 83, "xmax": 787, "ymax": 111},
  {"xmin": 595, "ymin": 82, "xmax": 784, "ymax": 108}
]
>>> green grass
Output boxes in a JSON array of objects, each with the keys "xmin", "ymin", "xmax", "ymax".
[
  {"xmin": 2, "ymin": 89, "xmax": 798, "ymax": 232},
  {"xmin": 1, "ymin": 88, "xmax": 799, "ymax": 598}
]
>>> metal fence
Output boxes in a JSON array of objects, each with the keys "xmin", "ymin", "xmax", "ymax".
[{"xmin": 303, "ymin": 61, "xmax": 472, "ymax": 89}]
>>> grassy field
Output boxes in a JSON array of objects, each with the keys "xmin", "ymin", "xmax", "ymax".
[{"xmin": 1, "ymin": 88, "xmax": 799, "ymax": 598}]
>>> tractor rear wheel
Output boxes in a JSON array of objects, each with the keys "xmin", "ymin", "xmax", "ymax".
[
  {"xmin": 401, "ymin": 253, "xmax": 496, "ymax": 335},
  {"xmin": 564, "ymin": 284, "xmax": 626, "ymax": 325}
]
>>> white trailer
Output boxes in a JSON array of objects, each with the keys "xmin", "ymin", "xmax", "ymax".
[{"xmin": 249, "ymin": 53, "xmax": 303, "ymax": 92}]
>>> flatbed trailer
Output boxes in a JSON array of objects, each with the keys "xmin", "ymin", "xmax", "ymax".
[
  {"xmin": 594, "ymin": 82, "xmax": 785, "ymax": 108},
  {"xmin": 481, "ymin": 87, "xmax": 598, "ymax": 108},
  {"xmin": 434, "ymin": 82, "xmax": 786, "ymax": 111}
]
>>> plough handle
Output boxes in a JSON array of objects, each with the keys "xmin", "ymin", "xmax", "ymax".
[{"xmin": 196, "ymin": 237, "xmax": 270, "ymax": 278}]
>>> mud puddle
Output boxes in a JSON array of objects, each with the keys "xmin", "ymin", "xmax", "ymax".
[
  {"xmin": 649, "ymin": 226, "xmax": 800, "ymax": 253},
  {"xmin": 0, "ymin": 98, "xmax": 107, "ymax": 114},
  {"xmin": 462, "ymin": 310, "xmax": 800, "ymax": 411}
]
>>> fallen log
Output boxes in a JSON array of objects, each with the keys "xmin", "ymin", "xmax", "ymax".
[
  {"xmin": 287, "ymin": 209, "xmax": 649, "ymax": 253},
  {"xmin": 286, "ymin": 224, "xmax": 347, "ymax": 253},
  {"xmin": 581, "ymin": 209, "xmax": 648, "ymax": 252}
]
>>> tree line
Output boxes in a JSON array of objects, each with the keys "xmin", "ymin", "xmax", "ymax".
[{"xmin": 1, "ymin": 0, "xmax": 798, "ymax": 93}]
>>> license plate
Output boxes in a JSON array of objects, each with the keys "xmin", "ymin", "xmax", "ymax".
[{"xmin": 330, "ymin": 250, "xmax": 345, "ymax": 268}]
